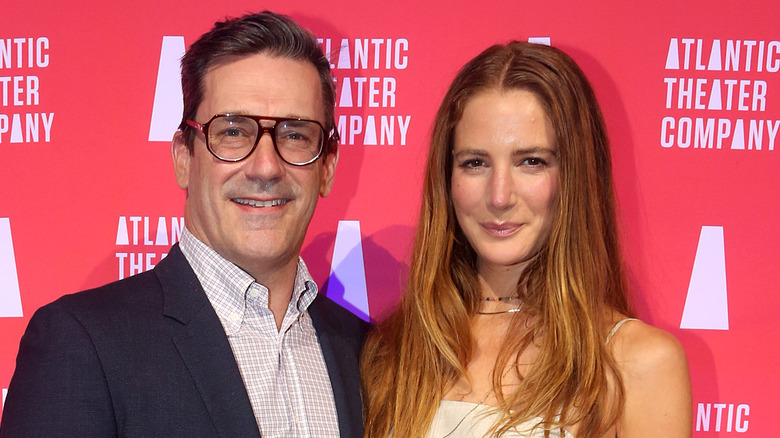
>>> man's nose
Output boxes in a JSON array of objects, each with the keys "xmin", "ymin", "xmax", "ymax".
[{"xmin": 242, "ymin": 130, "xmax": 285, "ymax": 180}]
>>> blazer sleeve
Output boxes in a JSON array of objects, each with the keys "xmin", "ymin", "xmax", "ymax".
[{"xmin": 0, "ymin": 302, "xmax": 118, "ymax": 437}]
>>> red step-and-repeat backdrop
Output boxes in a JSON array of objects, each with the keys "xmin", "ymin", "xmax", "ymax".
[{"xmin": 1, "ymin": 1, "xmax": 778, "ymax": 434}]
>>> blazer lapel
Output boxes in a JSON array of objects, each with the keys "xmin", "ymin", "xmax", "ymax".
[
  {"xmin": 309, "ymin": 295, "xmax": 365, "ymax": 438},
  {"xmin": 155, "ymin": 245, "xmax": 261, "ymax": 438}
]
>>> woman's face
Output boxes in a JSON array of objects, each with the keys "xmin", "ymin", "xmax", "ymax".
[{"xmin": 451, "ymin": 89, "xmax": 559, "ymax": 276}]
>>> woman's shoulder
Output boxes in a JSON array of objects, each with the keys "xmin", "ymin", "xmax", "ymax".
[
  {"xmin": 607, "ymin": 317, "xmax": 688, "ymax": 376},
  {"xmin": 607, "ymin": 315, "xmax": 693, "ymax": 437}
]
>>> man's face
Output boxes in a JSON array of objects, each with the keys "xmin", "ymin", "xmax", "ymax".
[{"xmin": 172, "ymin": 54, "xmax": 337, "ymax": 281}]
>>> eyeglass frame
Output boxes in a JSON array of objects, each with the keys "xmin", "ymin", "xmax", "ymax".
[{"xmin": 186, "ymin": 113, "xmax": 339, "ymax": 166}]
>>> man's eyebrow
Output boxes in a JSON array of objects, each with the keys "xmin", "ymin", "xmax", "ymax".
[{"xmin": 218, "ymin": 111, "xmax": 314, "ymax": 119}]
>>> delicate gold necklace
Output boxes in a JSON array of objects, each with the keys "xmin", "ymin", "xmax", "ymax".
[
  {"xmin": 477, "ymin": 307, "xmax": 522, "ymax": 315},
  {"xmin": 477, "ymin": 299, "xmax": 523, "ymax": 315}
]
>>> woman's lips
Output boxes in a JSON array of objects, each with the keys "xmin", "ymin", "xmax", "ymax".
[{"xmin": 480, "ymin": 221, "xmax": 522, "ymax": 237}]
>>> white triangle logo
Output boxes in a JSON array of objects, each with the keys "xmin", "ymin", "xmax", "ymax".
[
  {"xmin": 0, "ymin": 218, "xmax": 23, "ymax": 317},
  {"xmin": 528, "ymin": 37, "xmax": 551, "ymax": 46},
  {"xmin": 327, "ymin": 220, "xmax": 370, "ymax": 321},
  {"xmin": 148, "ymin": 36, "xmax": 185, "ymax": 142},
  {"xmin": 680, "ymin": 226, "xmax": 729, "ymax": 330}
]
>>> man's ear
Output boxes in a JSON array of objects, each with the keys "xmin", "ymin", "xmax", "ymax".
[
  {"xmin": 319, "ymin": 143, "xmax": 339, "ymax": 197},
  {"xmin": 172, "ymin": 130, "xmax": 191, "ymax": 190}
]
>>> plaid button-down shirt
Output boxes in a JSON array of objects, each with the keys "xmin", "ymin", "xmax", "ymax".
[{"xmin": 180, "ymin": 228, "xmax": 339, "ymax": 437}]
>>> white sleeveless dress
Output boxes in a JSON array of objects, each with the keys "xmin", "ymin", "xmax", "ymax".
[
  {"xmin": 425, "ymin": 401, "xmax": 568, "ymax": 437},
  {"xmin": 425, "ymin": 318, "xmax": 638, "ymax": 438}
]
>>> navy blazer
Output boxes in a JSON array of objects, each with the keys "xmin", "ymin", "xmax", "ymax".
[{"xmin": 0, "ymin": 244, "xmax": 369, "ymax": 437}]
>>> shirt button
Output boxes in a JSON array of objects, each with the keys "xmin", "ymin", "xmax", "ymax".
[
  {"xmin": 228, "ymin": 311, "xmax": 241, "ymax": 323},
  {"xmin": 247, "ymin": 289, "xmax": 260, "ymax": 299}
]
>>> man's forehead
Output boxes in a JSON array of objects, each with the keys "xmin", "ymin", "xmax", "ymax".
[{"xmin": 198, "ymin": 53, "xmax": 324, "ymax": 120}]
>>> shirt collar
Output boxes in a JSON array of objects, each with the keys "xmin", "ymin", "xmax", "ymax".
[{"xmin": 178, "ymin": 227, "xmax": 319, "ymax": 334}]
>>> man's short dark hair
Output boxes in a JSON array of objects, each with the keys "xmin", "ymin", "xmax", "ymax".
[{"xmin": 178, "ymin": 11, "xmax": 337, "ymax": 156}]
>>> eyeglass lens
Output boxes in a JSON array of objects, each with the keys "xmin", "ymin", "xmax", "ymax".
[{"xmin": 207, "ymin": 115, "xmax": 324, "ymax": 164}]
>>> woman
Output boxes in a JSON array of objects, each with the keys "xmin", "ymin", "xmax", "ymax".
[{"xmin": 361, "ymin": 42, "xmax": 691, "ymax": 437}]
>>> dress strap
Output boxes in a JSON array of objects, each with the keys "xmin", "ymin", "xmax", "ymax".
[{"xmin": 605, "ymin": 318, "xmax": 639, "ymax": 345}]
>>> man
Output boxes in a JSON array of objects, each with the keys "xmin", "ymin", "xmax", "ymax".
[{"xmin": 0, "ymin": 11, "xmax": 369, "ymax": 437}]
